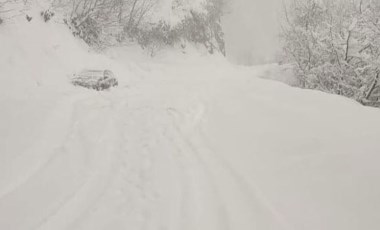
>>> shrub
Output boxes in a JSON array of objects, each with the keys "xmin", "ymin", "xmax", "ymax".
[
  {"xmin": 41, "ymin": 10, "xmax": 54, "ymax": 22},
  {"xmin": 128, "ymin": 0, "xmax": 226, "ymax": 56},
  {"xmin": 55, "ymin": 0, "xmax": 225, "ymax": 55},
  {"xmin": 177, "ymin": 10, "xmax": 224, "ymax": 55},
  {"xmin": 132, "ymin": 21, "xmax": 180, "ymax": 56},
  {"xmin": 64, "ymin": 16, "xmax": 102, "ymax": 47},
  {"xmin": 56, "ymin": 0, "xmax": 157, "ymax": 48}
]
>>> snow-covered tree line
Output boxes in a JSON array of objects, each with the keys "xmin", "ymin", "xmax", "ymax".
[
  {"xmin": 51, "ymin": 0, "xmax": 226, "ymax": 54},
  {"xmin": 0, "ymin": 0, "xmax": 225, "ymax": 55},
  {"xmin": 281, "ymin": 0, "xmax": 380, "ymax": 103}
]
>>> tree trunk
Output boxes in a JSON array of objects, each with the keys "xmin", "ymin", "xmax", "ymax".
[{"xmin": 366, "ymin": 72, "xmax": 379, "ymax": 100}]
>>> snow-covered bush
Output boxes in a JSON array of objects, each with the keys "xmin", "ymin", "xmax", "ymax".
[
  {"xmin": 41, "ymin": 9, "xmax": 55, "ymax": 22},
  {"xmin": 54, "ymin": 0, "xmax": 158, "ymax": 48},
  {"xmin": 132, "ymin": 20, "xmax": 179, "ymax": 56},
  {"xmin": 172, "ymin": 0, "xmax": 225, "ymax": 55},
  {"xmin": 173, "ymin": 11, "xmax": 221, "ymax": 54},
  {"xmin": 131, "ymin": 0, "xmax": 225, "ymax": 55},
  {"xmin": 280, "ymin": 0, "xmax": 380, "ymax": 104},
  {"xmin": 64, "ymin": 16, "xmax": 102, "ymax": 46}
]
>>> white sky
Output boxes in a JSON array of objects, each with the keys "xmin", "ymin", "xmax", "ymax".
[{"xmin": 222, "ymin": 0, "xmax": 282, "ymax": 65}]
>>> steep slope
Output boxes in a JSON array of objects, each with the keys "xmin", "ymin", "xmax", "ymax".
[{"xmin": 1, "ymin": 19, "xmax": 380, "ymax": 230}]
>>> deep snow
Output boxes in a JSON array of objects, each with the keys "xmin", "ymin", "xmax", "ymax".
[{"xmin": 1, "ymin": 18, "xmax": 380, "ymax": 230}]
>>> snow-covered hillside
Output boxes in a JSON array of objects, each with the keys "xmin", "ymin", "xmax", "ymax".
[{"xmin": 1, "ymin": 18, "xmax": 380, "ymax": 230}]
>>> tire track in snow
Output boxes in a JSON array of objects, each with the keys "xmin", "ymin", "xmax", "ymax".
[
  {"xmin": 167, "ymin": 101, "xmax": 294, "ymax": 230},
  {"xmin": 0, "ymin": 93, "xmax": 123, "ymax": 230},
  {"xmin": 195, "ymin": 134, "xmax": 294, "ymax": 230},
  {"xmin": 165, "ymin": 106, "xmax": 231, "ymax": 230},
  {"xmin": 0, "ymin": 94, "xmax": 79, "ymax": 200},
  {"xmin": 65, "ymin": 105, "xmax": 168, "ymax": 230},
  {"xmin": 35, "ymin": 95, "xmax": 127, "ymax": 230}
]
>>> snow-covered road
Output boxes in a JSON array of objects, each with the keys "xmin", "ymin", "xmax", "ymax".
[
  {"xmin": 0, "ymin": 64, "xmax": 288, "ymax": 230},
  {"xmin": 2, "ymin": 21, "xmax": 380, "ymax": 230}
]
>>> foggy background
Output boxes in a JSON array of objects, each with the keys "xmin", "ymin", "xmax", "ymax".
[{"xmin": 223, "ymin": 0, "xmax": 282, "ymax": 65}]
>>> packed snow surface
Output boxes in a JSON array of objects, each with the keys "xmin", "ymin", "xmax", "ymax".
[{"xmin": 1, "ymin": 20, "xmax": 380, "ymax": 230}]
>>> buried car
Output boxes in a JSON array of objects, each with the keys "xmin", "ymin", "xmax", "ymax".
[{"xmin": 71, "ymin": 69, "xmax": 118, "ymax": 91}]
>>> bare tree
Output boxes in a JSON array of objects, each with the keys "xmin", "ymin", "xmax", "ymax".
[{"xmin": 52, "ymin": 0, "xmax": 158, "ymax": 46}]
